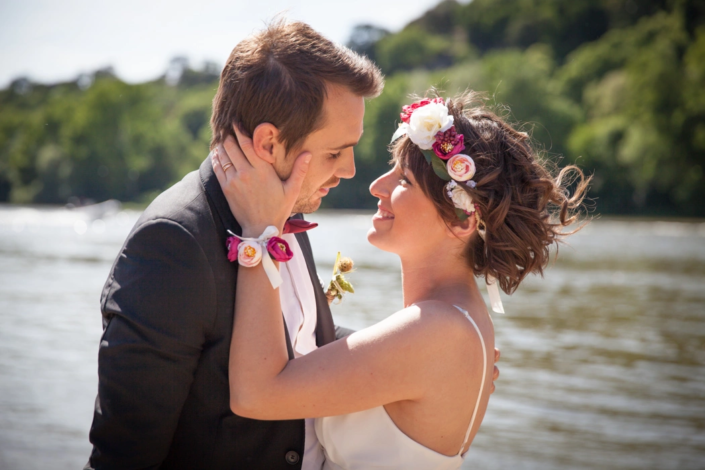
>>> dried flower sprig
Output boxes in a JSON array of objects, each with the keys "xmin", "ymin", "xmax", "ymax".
[{"xmin": 326, "ymin": 252, "xmax": 355, "ymax": 303}]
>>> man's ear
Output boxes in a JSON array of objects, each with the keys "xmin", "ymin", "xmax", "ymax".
[
  {"xmin": 246, "ymin": 123, "xmax": 285, "ymax": 164},
  {"xmin": 447, "ymin": 212, "xmax": 477, "ymax": 241}
]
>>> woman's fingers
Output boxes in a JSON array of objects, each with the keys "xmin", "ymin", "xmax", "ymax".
[
  {"xmin": 223, "ymin": 134, "xmax": 250, "ymax": 172},
  {"xmin": 490, "ymin": 365, "xmax": 499, "ymax": 394},
  {"xmin": 490, "ymin": 347, "xmax": 500, "ymax": 394},
  {"xmin": 283, "ymin": 151, "xmax": 312, "ymax": 203},
  {"xmin": 211, "ymin": 148, "xmax": 230, "ymax": 185},
  {"xmin": 233, "ymin": 125, "xmax": 261, "ymax": 168}
]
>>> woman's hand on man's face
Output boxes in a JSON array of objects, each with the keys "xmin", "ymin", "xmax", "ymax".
[{"xmin": 212, "ymin": 127, "xmax": 312, "ymax": 237}]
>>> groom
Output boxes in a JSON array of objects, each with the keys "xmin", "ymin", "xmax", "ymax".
[{"xmin": 85, "ymin": 21, "xmax": 383, "ymax": 469}]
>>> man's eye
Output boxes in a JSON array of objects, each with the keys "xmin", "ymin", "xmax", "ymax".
[{"xmin": 329, "ymin": 152, "xmax": 342, "ymax": 159}]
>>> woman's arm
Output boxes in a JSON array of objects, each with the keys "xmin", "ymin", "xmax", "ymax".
[
  {"xmin": 211, "ymin": 133, "xmax": 463, "ymax": 420},
  {"xmin": 228, "ymin": 255, "xmax": 464, "ymax": 419}
]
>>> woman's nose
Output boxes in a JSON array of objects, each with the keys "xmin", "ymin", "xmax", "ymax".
[{"xmin": 369, "ymin": 170, "xmax": 393, "ymax": 199}]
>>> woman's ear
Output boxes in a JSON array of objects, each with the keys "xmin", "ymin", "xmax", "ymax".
[
  {"xmin": 246, "ymin": 123, "xmax": 285, "ymax": 164},
  {"xmin": 447, "ymin": 212, "xmax": 477, "ymax": 241}
]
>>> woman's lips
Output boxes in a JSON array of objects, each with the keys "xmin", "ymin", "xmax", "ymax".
[{"xmin": 372, "ymin": 208, "xmax": 395, "ymax": 221}]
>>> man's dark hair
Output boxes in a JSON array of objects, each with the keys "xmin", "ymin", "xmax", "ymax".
[{"xmin": 211, "ymin": 20, "xmax": 384, "ymax": 152}]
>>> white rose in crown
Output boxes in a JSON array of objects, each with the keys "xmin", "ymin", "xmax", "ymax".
[
  {"xmin": 446, "ymin": 180, "xmax": 476, "ymax": 214},
  {"xmin": 407, "ymin": 102, "xmax": 454, "ymax": 149}
]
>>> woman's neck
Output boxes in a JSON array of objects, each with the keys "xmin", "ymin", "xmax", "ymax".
[{"xmin": 399, "ymin": 249, "xmax": 479, "ymax": 308}]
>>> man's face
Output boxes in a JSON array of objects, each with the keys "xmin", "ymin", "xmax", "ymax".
[{"xmin": 274, "ymin": 84, "xmax": 365, "ymax": 214}]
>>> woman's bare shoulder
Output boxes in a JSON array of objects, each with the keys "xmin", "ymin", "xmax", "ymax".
[{"xmin": 373, "ymin": 301, "xmax": 483, "ymax": 348}]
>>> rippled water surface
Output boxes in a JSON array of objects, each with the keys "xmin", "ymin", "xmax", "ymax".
[{"xmin": 1, "ymin": 204, "xmax": 704, "ymax": 469}]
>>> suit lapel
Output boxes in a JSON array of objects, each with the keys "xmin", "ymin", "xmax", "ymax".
[
  {"xmin": 199, "ymin": 155, "xmax": 296, "ymax": 359},
  {"xmin": 200, "ymin": 155, "xmax": 240, "ymax": 239}
]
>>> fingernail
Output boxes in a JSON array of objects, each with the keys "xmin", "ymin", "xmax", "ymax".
[{"xmin": 304, "ymin": 154, "xmax": 312, "ymax": 164}]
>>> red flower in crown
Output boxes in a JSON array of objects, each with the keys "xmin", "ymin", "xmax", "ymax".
[
  {"xmin": 400, "ymin": 97, "xmax": 445, "ymax": 123},
  {"xmin": 432, "ymin": 126, "xmax": 465, "ymax": 160}
]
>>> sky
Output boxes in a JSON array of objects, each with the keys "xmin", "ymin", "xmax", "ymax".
[{"xmin": 0, "ymin": 0, "xmax": 447, "ymax": 88}]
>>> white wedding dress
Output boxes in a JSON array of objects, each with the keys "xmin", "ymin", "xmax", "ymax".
[{"xmin": 314, "ymin": 305, "xmax": 489, "ymax": 470}]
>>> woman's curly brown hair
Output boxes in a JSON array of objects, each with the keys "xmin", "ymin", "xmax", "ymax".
[{"xmin": 392, "ymin": 91, "xmax": 591, "ymax": 295}]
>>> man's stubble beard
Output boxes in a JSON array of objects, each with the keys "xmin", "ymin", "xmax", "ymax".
[
  {"xmin": 292, "ymin": 189, "xmax": 322, "ymax": 214},
  {"xmin": 292, "ymin": 176, "xmax": 339, "ymax": 214}
]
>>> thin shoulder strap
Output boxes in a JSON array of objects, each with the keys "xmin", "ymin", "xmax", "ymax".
[{"xmin": 453, "ymin": 305, "xmax": 488, "ymax": 457}]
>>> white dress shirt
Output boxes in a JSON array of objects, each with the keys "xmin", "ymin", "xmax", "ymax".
[{"xmin": 279, "ymin": 233, "xmax": 324, "ymax": 470}]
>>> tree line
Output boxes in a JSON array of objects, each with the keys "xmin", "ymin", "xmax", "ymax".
[{"xmin": 1, "ymin": 0, "xmax": 703, "ymax": 216}]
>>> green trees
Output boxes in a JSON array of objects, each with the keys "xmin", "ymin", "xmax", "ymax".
[
  {"xmin": 343, "ymin": 0, "xmax": 704, "ymax": 215},
  {"xmin": 1, "ymin": 0, "xmax": 703, "ymax": 215},
  {"xmin": 562, "ymin": 12, "xmax": 705, "ymax": 214},
  {"xmin": 0, "ymin": 66, "xmax": 217, "ymax": 205}
]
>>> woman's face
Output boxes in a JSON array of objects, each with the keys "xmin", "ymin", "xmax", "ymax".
[{"xmin": 367, "ymin": 161, "xmax": 449, "ymax": 256}]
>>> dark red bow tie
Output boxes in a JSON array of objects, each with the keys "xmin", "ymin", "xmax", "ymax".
[{"xmin": 283, "ymin": 218, "xmax": 318, "ymax": 234}]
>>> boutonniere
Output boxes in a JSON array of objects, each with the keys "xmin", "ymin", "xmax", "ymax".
[{"xmin": 325, "ymin": 252, "xmax": 355, "ymax": 303}]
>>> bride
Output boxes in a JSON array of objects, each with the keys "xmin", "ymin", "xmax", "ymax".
[{"xmin": 212, "ymin": 92, "xmax": 588, "ymax": 469}]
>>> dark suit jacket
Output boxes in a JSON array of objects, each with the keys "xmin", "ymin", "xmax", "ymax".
[{"xmin": 86, "ymin": 156, "xmax": 348, "ymax": 469}]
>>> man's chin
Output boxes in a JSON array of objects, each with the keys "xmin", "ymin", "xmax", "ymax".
[{"xmin": 292, "ymin": 196, "xmax": 323, "ymax": 215}]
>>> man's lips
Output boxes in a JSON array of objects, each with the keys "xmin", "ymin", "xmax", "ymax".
[{"xmin": 318, "ymin": 181, "xmax": 340, "ymax": 195}]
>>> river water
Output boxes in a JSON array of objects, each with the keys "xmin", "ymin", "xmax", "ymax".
[{"xmin": 0, "ymin": 204, "xmax": 704, "ymax": 470}]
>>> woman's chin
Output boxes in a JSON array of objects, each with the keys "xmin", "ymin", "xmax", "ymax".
[
  {"xmin": 366, "ymin": 227, "xmax": 382, "ymax": 247},
  {"xmin": 367, "ymin": 227, "xmax": 394, "ymax": 252}
]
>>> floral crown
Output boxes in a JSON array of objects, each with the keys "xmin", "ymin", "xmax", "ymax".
[{"xmin": 390, "ymin": 98, "xmax": 483, "ymax": 232}]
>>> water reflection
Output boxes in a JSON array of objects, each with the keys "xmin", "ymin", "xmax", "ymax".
[{"xmin": 0, "ymin": 205, "xmax": 703, "ymax": 469}]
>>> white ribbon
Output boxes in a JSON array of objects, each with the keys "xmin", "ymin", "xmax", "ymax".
[
  {"xmin": 486, "ymin": 275, "xmax": 504, "ymax": 314},
  {"xmin": 227, "ymin": 226, "xmax": 283, "ymax": 289}
]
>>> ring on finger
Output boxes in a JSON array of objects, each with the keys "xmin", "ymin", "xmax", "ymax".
[{"xmin": 222, "ymin": 162, "xmax": 234, "ymax": 172}]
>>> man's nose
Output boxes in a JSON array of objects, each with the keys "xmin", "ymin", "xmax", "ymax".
[{"xmin": 336, "ymin": 149, "xmax": 356, "ymax": 179}]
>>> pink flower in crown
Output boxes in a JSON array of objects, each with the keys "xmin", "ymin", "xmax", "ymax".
[
  {"xmin": 267, "ymin": 237, "xmax": 294, "ymax": 262},
  {"xmin": 226, "ymin": 236, "xmax": 241, "ymax": 263},
  {"xmin": 446, "ymin": 154, "xmax": 476, "ymax": 182},
  {"xmin": 238, "ymin": 241, "xmax": 262, "ymax": 267},
  {"xmin": 400, "ymin": 97, "xmax": 445, "ymax": 123},
  {"xmin": 432, "ymin": 126, "xmax": 465, "ymax": 160}
]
